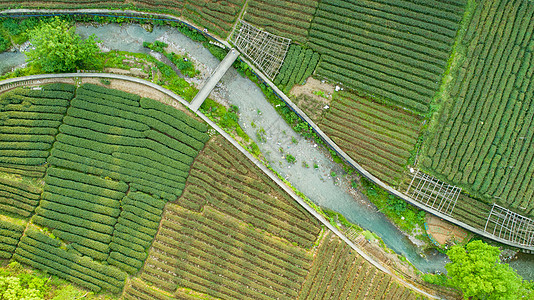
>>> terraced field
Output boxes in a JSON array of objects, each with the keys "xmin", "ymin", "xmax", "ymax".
[
  {"xmin": 182, "ymin": 0, "xmax": 245, "ymax": 38},
  {"xmin": 307, "ymin": 0, "xmax": 465, "ymax": 114},
  {"xmin": 243, "ymin": 0, "xmax": 319, "ymax": 44},
  {"xmin": 420, "ymin": 0, "xmax": 534, "ymax": 216},
  {"xmin": 274, "ymin": 44, "xmax": 321, "ymax": 92},
  {"xmin": 320, "ymin": 90, "xmax": 423, "ymax": 186},
  {"xmin": 0, "ymin": 82, "xmax": 209, "ymax": 293},
  {"xmin": 0, "ymin": 82, "xmax": 428, "ymax": 299},
  {"xmin": 0, "ymin": 0, "xmax": 243, "ymax": 38}
]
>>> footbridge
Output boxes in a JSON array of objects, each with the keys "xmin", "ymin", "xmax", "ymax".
[{"xmin": 189, "ymin": 48, "xmax": 239, "ymax": 112}]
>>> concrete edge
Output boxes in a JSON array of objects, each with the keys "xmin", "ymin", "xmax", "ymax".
[
  {"xmin": 2, "ymin": 10, "xmax": 530, "ymax": 252},
  {"xmin": 236, "ymin": 54, "xmax": 534, "ymax": 252},
  {"xmin": 0, "ymin": 73, "xmax": 441, "ymax": 299}
]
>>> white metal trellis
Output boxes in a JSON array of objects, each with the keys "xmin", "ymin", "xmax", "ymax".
[
  {"xmin": 405, "ymin": 169, "xmax": 462, "ymax": 216},
  {"xmin": 484, "ymin": 204, "xmax": 534, "ymax": 247},
  {"xmin": 231, "ymin": 20, "xmax": 291, "ymax": 80}
]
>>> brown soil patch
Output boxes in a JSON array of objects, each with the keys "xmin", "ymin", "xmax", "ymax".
[
  {"xmin": 426, "ymin": 214, "xmax": 469, "ymax": 246},
  {"xmin": 289, "ymin": 77, "xmax": 335, "ymax": 122}
]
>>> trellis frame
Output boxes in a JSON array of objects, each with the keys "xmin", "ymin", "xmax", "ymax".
[
  {"xmin": 405, "ymin": 169, "xmax": 462, "ymax": 216},
  {"xmin": 484, "ymin": 204, "xmax": 534, "ymax": 247},
  {"xmin": 231, "ymin": 20, "xmax": 291, "ymax": 80}
]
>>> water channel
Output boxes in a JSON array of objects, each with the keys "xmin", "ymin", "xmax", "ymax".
[{"xmin": 1, "ymin": 22, "xmax": 532, "ymax": 279}]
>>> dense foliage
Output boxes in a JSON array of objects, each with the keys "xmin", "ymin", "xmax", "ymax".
[
  {"xmin": 143, "ymin": 40, "xmax": 199, "ymax": 77},
  {"xmin": 0, "ymin": 17, "xmax": 40, "ymax": 52},
  {"xmin": 420, "ymin": 0, "xmax": 534, "ymax": 216},
  {"xmin": 26, "ymin": 18, "xmax": 101, "ymax": 72},
  {"xmin": 445, "ymin": 241, "xmax": 529, "ymax": 299}
]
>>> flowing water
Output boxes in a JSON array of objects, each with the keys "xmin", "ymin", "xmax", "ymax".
[
  {"xmin": 0, "ymin": 50, "xmax": 27, "ymax": 74},
  {"xmin": 2, "ymin": 22, "xmax": 532, "ymax": 278}
]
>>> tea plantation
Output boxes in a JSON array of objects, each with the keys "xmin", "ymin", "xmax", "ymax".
[{"xmin": 0, "ymin": 83, "xmax": 426, "ymax": 299}]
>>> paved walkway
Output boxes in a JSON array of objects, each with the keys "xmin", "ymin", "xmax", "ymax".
[
  {"xmin": 0, "ymin": 73, "xmax": 441, "ymax": 299},
  {"xmin": 190, "ymin": 48, "xmax": 239, "ymax": 112},
  {"xmin": 237, "ymin": 54, "xmax": 534, "ymax": 252},
  {"xmin": 1, "ymin": 8, "xmax": 522, "ymax": 252}
]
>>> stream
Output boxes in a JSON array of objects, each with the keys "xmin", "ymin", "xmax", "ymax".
[{"xmin": 1, "ymin": 22, "xmax": 532, "ymax": 279}]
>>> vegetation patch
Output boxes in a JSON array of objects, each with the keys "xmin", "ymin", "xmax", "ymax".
[
  {"xmin": 300, "ymin": 232, "xmax": 420, "ymax": 299},
  {"xmin": 244, "ymin": 0, "xmax": 319, "ymax": 44},
  {"xmin": 360, "ymin": 178, "xmax": 426, "ymax": 235},
  {"xmin": 308, "ymin": 0, "xmax": 466, "ymax": 114},
  {"xmin": 420, "ymin": 0, "xmax": 534, "ymax": 216},
  {"xmin": 274, "ymin": 43, "xmax": 320, "ymax": 93},
  {"xmin": 320, "ymin": 90, "xmax": 423, "ymax": 186}
]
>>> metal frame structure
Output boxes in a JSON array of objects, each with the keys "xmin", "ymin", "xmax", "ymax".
[
  {"xmin": 231, "ymin": 20, "xmax": 291, "ymax": 80},
  {"xmin": 405, "ymin": 169, "xmax": 462, "ymax": 216},
  {"xmin": 484, "ymin": 204, "xmax": 534, "ymax": 247}
]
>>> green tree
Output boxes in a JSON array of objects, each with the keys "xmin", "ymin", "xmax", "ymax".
[
  {"xmin": 445, "ymin": 240, "xmax": 527, "ymax": 299},
  {"xmin": 26, "ymin": 17, "xmax": 101, "ymax": 72}
]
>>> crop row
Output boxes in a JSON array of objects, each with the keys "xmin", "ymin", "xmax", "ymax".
[
  {"xmin": 155, "ymin": 207, "xmax": 309, "ymax": 278},
  {"xmin": 55, "ymin": 133, "xmax": 190, "ymax": 176},
  {"xmin": 123, "ymin": 278, "xmax": 195, "ymax": 300},
  {"xmin": 202, "ymin": 137, "xmax": 319, "ymax": 222},
  {"xmin": 81, "ymin": 83, "xmax": 141, "ymax": 103},
  {"xmin": 311, "ymin": 16, "xmax": 447, "ymax": 79},
  {"xmin": 108, "ymin": 191, "xmax": 164, "ymax": 274},
  {"xmin": 317, "ymin": 65, "xmax": 429, "ymax": 115},
  {"xmin": 71, "ymin": 92, "xmax": 207, "ymax": 149},
  {"xmin": 0, "ymin": 85, "xmax": 72, "ymax": 169},
  {"xmin": 0, "ymin": 163, "xmax": 46, "ymax": 178},
  {"xmin": 0, "ymin": 177, "xmax": 42, "ymax": 218},
  {"xmin": 193, "ymin": 153, "xmax": 311, "ymax": 220},
  {"xmin": 2, "ymin": 86, "xmax": 74, "ymax": 102},
  {"xmin": 244, "ymin": 0, "xmax": 318, "ymax": 43},
  {"xmin": 320, "ymin": 107, "xmax": 415, "ymax": 185},
  {"xmin": 182, "ymin": 0, "xmax": 244, "ymax": 38},
  {"xmin": 32, "ymin": 211, "xmax": 113, "ymax": 259},
  {"xmin": 1, "ymin": 118, "xmax": 61, "ymax": 128},
  {"xmin": 14, "ymin": 229, "xmax": 126, "ymax": 293},
  {"xmin": 307, "ymin": 0, "xmax": 464, "ymax": 114},
  {"xmin": 313, "ymin": 11, "xmax": 450, "ymax": 62},
  {"xmin": 188, "ymin": 168, "xmax": 317, "ymax": 248},
  {"xmin": 336, "ymin": 91, "xmax": 422, "ymax": 134},
  {"xmin": 319, "ymin": 0, "xmax": 461, "ymax": 41},
  {"xmin": 334, "ymin": 137, "xmax": 405, "ymax": 185},
  {"xmin": 313, "ymin": 41, "xmax": 437, "ymax": 100},
  {"xmin": 190, "ymin": 166, "xmax": 314, "ymax": 236},
  {"xmin": 206, "ymin": 137, "xmax": 320, "ymax": 225},
  {"xmin": 142, "ymin": 204, "xmax": 310, "ymax": 297},
  {"xmin": 0, "ymin": 218, "xmax": 25, "ymax": 259},
  {"xmin": 420, "ymin": 0, "xmax": 534, "ymax": 214},
  {"xmin": 49, "ymin": 143, "xmax": 182, "ymax": 201},
  {"xmin": 166, "ymin": 205, "xmax": 311, "ymax": 271},
  {"xmin": 299, "ymin": 233, "xmax": 399, "ymax": 299},
  {"xmin": 369, "ymin": 0, "xmax": 465, "ymax": 24},
  {"xmin": 149, "ymin": 237, "xmax": 294, "ymax": 299},
  {"xmin": 274, "ymin": 44, "xmax": 320, "ymax": 92}
]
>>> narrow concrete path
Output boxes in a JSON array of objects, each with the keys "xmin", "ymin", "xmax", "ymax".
[
  {"xmin": 0, "ymin": 73, "xmax": 441, "ymax": 299},
  {"xmin": 189, "ymin": 48, "xmax": 239, "ymax": 112}
]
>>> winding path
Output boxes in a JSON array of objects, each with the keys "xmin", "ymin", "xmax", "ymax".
[
  {"xmin": 0, "ymin": 73, "xmax": 441, "ymax": 299},
  {"xmin": 1, "ymin": 8, "xmax": 527, "ymax": 252}
]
